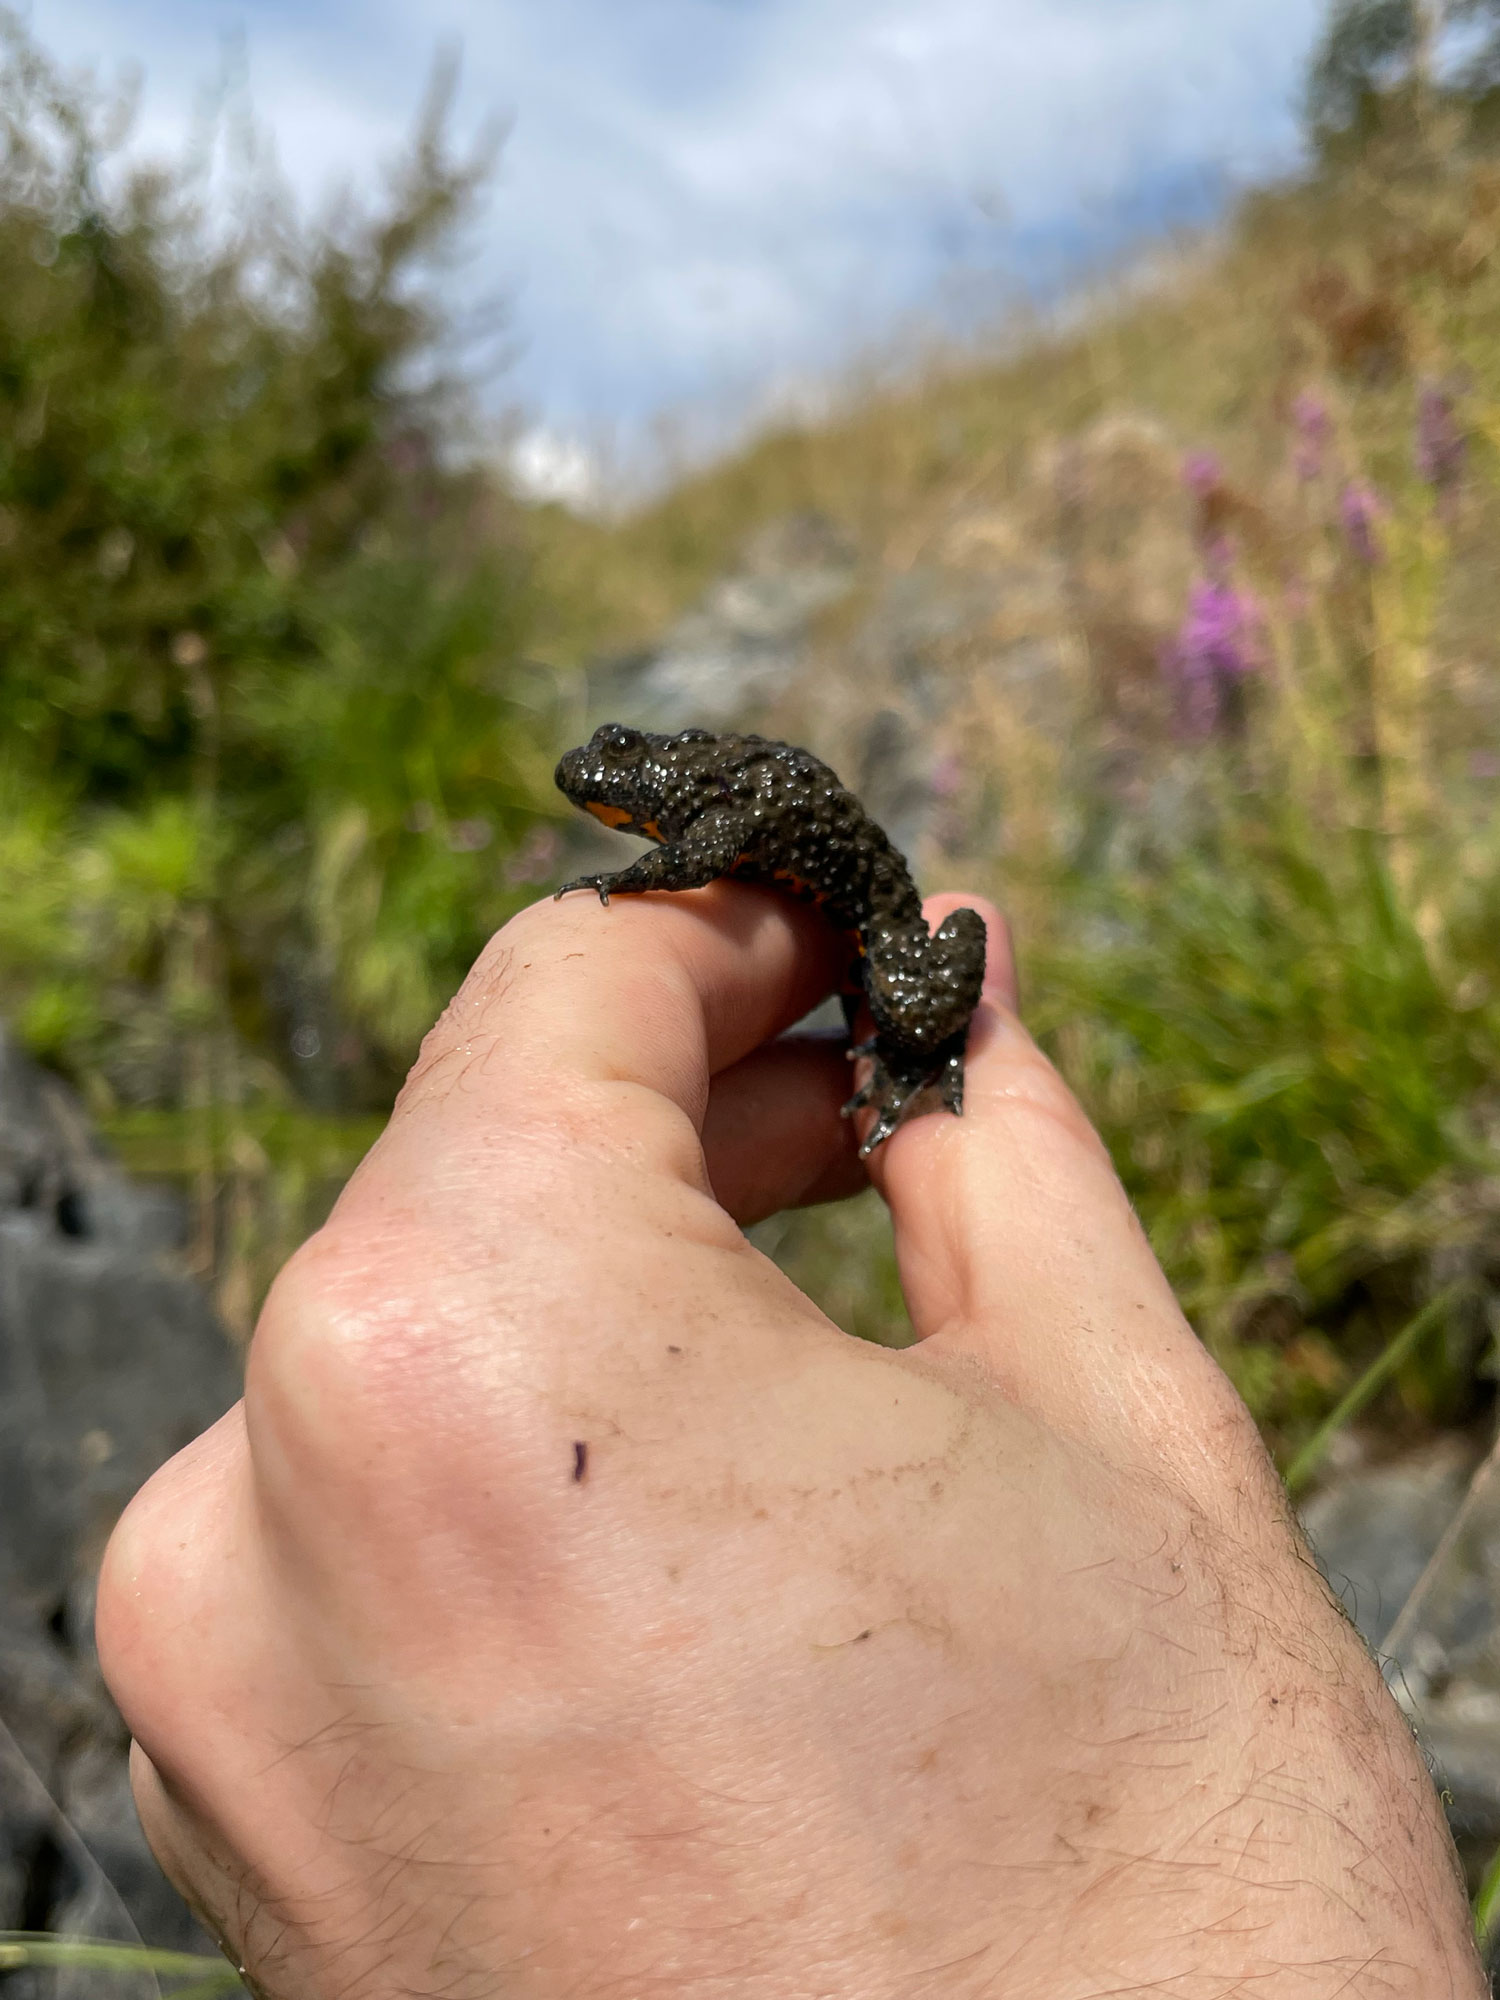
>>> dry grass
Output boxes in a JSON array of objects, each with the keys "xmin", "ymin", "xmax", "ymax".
[{"xmin": 522, "ymin": 125, "xmax": 1500, "ymax": 1463}]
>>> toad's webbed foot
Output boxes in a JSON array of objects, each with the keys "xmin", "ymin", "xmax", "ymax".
[{"xmin": 842, "ymin": 1036, "xmax": 968, "ymax": 1157}]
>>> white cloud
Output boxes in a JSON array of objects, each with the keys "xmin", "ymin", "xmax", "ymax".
[
  {"xmin": 33, "ymin": 0, "xmax": 1329, "ymax": 452},
  {"xmin": 508, "ymin": 426, "xmax": 605, "ymax": 511}
]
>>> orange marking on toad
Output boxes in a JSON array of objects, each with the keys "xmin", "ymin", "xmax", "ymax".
[
  {"xmin": 772, "ymin": 867, "xmax": 826, "ymax": 903},
  {"xmin": 587, "ymin": 802, "xmax": 633, "ymax": 829}
]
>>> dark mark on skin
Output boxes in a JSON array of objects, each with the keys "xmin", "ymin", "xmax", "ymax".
[
  {"xmin": 812, "ymin": 1625, "xmax": 875, "ymax": 1650},
  {"xmin": 667, "ymin": 1345, "xmax": 682, "ymax": 1355},
  {"xmin": 572, "ymin": 1441, "xmax": 589, "ymax": 1484}
]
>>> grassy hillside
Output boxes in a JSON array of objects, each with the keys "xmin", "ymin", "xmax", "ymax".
[
  {"xmin": 0, "ymin": 21, "xmax": 564, "ymax": 1329},
  {"xmin": 525, "ymin": 113, "xmax": 1500, "ymax": 1469}
]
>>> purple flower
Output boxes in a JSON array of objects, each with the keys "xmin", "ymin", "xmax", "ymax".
[
  {"xmin": 446, "ymin": 816, "xmax": 493, "ymax": 854},
  {"xmin": 1292, "ymin": 391, "xmax": 1332, "ymax": 482},
  {"xmin": 1182, "ymin": 451, "xmax": 1224, "ymax": 497},
  {"xmin": 929, "ymin": 752, "xmax": 963, "ymax": 800},
  {"xmin": 503, "ymin": 824, "xmax": 562, "ymax": 886},
  {"xmin": 1416, "ymin": 382, "xmax": 1466, "ymax": 497},
  {"xmin": 1167, "ymin": 577, "xmax": 1262, "ymax": 737},
  {"xmin": 1178, "ymin": 580, "xmax": 1260, "ymax": 676},
  {"xmin": 1339, "ymin": 482, "xmax": 1387, "ymax": 566}
]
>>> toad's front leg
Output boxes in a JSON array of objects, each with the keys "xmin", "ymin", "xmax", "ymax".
[{"xmin": 555, "ymin": 810, "xmax": 752, "ymax": 905}]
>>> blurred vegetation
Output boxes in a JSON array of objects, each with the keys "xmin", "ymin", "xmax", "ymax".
[
  {"xmin": 0, "ymin": 18, "xmax": 563, "ymax": 1324},
  {"xmin": 525, "ymin": 1, "xmax": 1500, "ymax": 1472},
  {"xmin": 6, "ymin": 2, "xmax": 1500, "ymax": 1478}
]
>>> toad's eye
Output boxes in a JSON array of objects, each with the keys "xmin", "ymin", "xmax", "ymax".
[{"xmin": 595, "ymin": 722, "xmax": 645, "ymax": 761}]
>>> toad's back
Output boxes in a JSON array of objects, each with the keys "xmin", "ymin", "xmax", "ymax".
[{"xmin": 681, "ymin": 733, "xmax": 923, "ymax": 932}]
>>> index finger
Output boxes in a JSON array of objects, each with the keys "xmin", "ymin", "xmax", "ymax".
[
  {"xmin": 245, "ymin": 883, "xmax": 859, "ymax": 1537},
  {"xmin": 386, "ymin": 881, "xmax": 844, "ymax": 1166},
  {"xmin": 252, "ymin": 881, "xmax": 851, "ymax": 1496}
]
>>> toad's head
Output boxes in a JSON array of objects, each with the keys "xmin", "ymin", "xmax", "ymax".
[{"xmin": 554, "ymin": 724, "xmax": 720, "ymax": 841}]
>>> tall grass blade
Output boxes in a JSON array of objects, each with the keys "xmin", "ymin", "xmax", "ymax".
[
  {"xmin": 0, "ymin": 1937, "xmax": 238, "ymax": 1983},
  {"xmin": 1282, "ymin": 1282, "xmax": 1468, "ymax": 1497},
  {"xmin": 1474, "ymin": 1840, "xmax": 1500, "ymax": 1954}
]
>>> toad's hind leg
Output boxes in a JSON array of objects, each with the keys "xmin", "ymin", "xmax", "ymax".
[
  {"xmin": 843, "ymin": 906, "xmax": 987, "ymax": 1152},
  {"xmin": 939, "ymin": 1045, "xmax": 965, "ymax": 1114},
  {"xmin": 842, "ymin": 1032, "xmax": 969, "ymax": 1155},
  {"xmin": 861, "ymin": 905, "xmax": 986, "ymax": 1055}
]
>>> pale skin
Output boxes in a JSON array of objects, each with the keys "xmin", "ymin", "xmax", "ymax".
[{"xmin": 96, "ymin": 885, "xmax": 1485, "ymax": 1999}]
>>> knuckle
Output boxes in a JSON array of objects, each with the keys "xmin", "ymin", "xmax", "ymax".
[
  {"xmin": 96, "ymin": 1409, "xmax": 242, "ymax": 1721},
  {"xmin": 247, "ymin": 1227, "xmax": 422, "ymax": 1467},
  {"xmin": 249, "ymin": 1208, "xmax": 548, "ymax": 1497},
  {"xmin": 96, "ymin": 1475, "xmax": 170, "ymax": 1677}
]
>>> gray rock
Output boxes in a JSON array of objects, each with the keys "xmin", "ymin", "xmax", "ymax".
[
  {"xmin": 0, "ymin": 1026, "xmax": 241, "ymax": 1959},
  {"xmin": 834, "ymin": 550, "xmax": 1072, "ymax": 862},
  {"xmin": 591, "ymin": 512, "xmax": 858, "ymax": 734},
  {"xmin": 1300, "ymin": 1431, "xmax": 1500, "ymax": 1924},
  {"xmin": 1299, "ymin": 1434, "xmax": 1480, "ymax": 1651}
]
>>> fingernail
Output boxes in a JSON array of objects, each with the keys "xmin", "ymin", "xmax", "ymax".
[{"xmin": 972, "ymin": 996, "xmax": 1027, "ymax": 1046}]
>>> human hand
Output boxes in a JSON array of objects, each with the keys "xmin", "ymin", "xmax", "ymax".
[{"xmin": 97, "ymin": 885, "xmax": 1483, "ymax": 1998}]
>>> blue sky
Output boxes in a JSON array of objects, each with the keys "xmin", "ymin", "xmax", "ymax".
[{"xmin": 38, "ymin": 0, "xmax": 1331, "ymax": 491}]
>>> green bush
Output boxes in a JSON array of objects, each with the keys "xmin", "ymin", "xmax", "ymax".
[
  {"xmin": 1037, "ymin": 788, "xmax": 1500, "ymax": 1442},
  {"xmin": 0, "ymin": 16, "xmax": 558, "ymax": 1116}
]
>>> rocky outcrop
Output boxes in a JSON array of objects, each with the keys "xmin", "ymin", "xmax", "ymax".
[
  {"xmin": 589, "ymin": 513, "xmax": 859, "ymax": 736},
  {"xmin": 586, "ymin": 504, "xmax": 1080, "ymax": 873},
  {"xmin": 1300, "ymin": 1429, "xmax": 1500, "ymax": 1940},
  {"xmin": 0, "ymin": 1027, "xmax": 241, "ymax": 1956}
]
